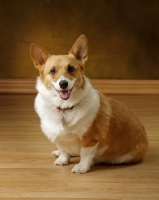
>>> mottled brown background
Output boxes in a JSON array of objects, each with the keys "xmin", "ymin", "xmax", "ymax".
[{"xmin": 0, "ymin": 0, "xmax": 159, "ymax": 79}]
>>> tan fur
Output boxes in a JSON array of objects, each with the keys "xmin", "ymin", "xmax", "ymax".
[
  {"xmin": 30, "ymin": 36, "xmax": 87, "ymax": 92},
  {"xmin": 30, "ymin": 50, "xmax": 85, "ymax": 90},
  {"xmin": 103, "ymin": 95, "xmax": 148, "ymax": 163},
  {"xmin": 80, "ymin": 92, "xmax": 148, "ymax": 164},
  {"xmin": 30, "ymin": 35, "xmax": 148, "ymax": 173},
  {"xmin": 80, "ymin": 93, "xmax": 112, "ymax": 148}
]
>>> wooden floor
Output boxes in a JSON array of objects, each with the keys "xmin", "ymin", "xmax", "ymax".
[{"xmin": 0, "ymin": 94, "xmax": 159, "ymax": 200}]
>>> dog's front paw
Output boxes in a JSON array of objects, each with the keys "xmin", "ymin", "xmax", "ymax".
[
  {"xmin": 52, "ymin": 150, "xmax": 60, "ymax": 157},
  {"xmin": 54, "ymin": 157, "xmax": 69, "ymax": 165},
  {"xmin": 71, "ymin": 164, "xmax": 90, "ymax": 174}
]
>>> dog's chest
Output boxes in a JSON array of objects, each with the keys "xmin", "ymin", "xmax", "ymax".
[
  {"xmin": 35, "ymin": 94, "xmax": 93, "ymax": 142},
  {"xmin": 40, "ymin": 110, "xmax": 89, "ymax": 143},
  {"xmin": 34, "ymin": 85, "xmax": 101, "ymax": 144}
]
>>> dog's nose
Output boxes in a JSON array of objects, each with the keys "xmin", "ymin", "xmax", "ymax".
[{"xmin": 59, "ymin": 80, "xmax": 68, "ymax": 89}]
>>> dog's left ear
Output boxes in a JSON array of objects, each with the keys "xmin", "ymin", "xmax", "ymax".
[{"xmin": 69, "ymin": 35, "xmax": 88, "ymax": 65}]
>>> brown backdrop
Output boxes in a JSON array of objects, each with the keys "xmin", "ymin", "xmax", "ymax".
[{"xmin": 0, "ymin": 0, "xmax": 159, "ymax": 79}]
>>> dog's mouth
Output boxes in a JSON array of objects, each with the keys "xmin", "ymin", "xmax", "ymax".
[
  {"xmin": 56, "ymin": 88, "xmax": 73, "ymax": 100},
  {"xmin": 52, "ymin": 80, "xmax": 75, "ymax": 100}
]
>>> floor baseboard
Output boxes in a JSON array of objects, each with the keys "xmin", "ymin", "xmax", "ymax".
[{"xmin": 0, "ymin": 79, "xmax": 159, "ymax": 95}]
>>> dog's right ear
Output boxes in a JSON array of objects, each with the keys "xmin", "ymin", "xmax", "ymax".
[{"xmin": 30, "ymin": 43, "xmax": 50, "ymax": 70}]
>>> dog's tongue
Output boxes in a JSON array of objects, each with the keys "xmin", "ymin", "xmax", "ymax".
[{"xmin": 59, "ymin": 90, "xmax": 70, "ymax": 100}]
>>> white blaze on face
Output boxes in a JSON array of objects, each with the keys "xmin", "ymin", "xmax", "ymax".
[{"xmin": 52, "ymin": 76, "xmax": 76, "ymax": 100}]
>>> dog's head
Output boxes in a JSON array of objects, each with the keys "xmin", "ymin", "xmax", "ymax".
[{"xmin": 30, "ymin": 35, "xmax": 88, "ymax": 100}]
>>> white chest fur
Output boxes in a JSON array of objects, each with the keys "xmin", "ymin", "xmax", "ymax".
[{"xmin": 34, "ymin": 77, "xmax": 100, "ymax": 144}]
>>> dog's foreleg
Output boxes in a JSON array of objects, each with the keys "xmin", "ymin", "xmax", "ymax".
[
  {"xmin": 52, "ymin": 150, "xmax": 60, "ymax": 157},
  {"xmin": 54, "ymin": 143, "xmax": 70, "ymax": 165},
  {"xmin": 71, "ymin": 142, "xmax": 99, "ymax": 173}
]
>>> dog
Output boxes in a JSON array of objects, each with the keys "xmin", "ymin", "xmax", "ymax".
[{"xmin": 30, "ymin": 35, "xmax": 148, "ymax": 173}]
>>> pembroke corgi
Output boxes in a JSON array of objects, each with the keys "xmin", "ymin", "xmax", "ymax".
[{"xmin": 30, "ymin": 35, "xmax": 148, "ymax": 173}]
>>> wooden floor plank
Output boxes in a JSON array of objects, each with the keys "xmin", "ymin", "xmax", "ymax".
[
  {"xmin": 1, "ymin": 79, "xmax": 159, "ymax": 95},
  {"xmin": 0, "ymin": 94, "xmax": 159, "ymax": 199}
]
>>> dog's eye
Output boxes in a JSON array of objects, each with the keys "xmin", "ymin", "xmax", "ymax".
[
  {"xmin": 50, "ymin": 68, "xmax": 56, "ymax": 75},
  {"xmin": 67, "ymin": 65, "xmax": 75, "ymax": 73}
]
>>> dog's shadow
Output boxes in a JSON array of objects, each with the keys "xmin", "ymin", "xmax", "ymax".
[
  {"xmin": 69, "ymin": 156, "xmax": 141, "ymax": 173},
  {"xmin": 90, "ymin": 162, "xmax": 138, "ymax": 173}
]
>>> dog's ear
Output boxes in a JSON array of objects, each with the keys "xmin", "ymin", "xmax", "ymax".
[
  {"xmin": 30, "ymin": 43, "xmax": 50, "ymax": 70},
  {"xmin": 69, "ymin": 35, "xmax": 88, "ymax": 65}
]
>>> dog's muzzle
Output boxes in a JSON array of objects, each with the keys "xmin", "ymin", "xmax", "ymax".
[
  {"xmin": 52, "ymin": 76, "xmax": 76, "ymax": 100},
  {"xmin": 59, "ymin": 80, "xmax": 68, "ymax": 90}
]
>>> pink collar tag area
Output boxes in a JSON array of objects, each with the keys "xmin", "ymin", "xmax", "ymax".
[{"xmin": 56, "ymin": 106, "xmax": 73, "ymax": 126}]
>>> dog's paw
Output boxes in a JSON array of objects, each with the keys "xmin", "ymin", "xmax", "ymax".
[
  {"xmin": 71, "ymin": 164, "xmax": 90, "ymax": 174},
  {"xmin": 54, "ymin": 157, "xmax": 69, "ymax": 165},
  {"xmin": 52, "ymin": 150, "xmax": 60, "ymax": 157}
]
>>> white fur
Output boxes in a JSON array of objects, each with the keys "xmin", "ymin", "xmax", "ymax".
[
  {"xmin": 72, "ymin": 142, "xmax": 99, "ymax": 173},
  {"xmin": 52, "ymin": 150, "xmax": 60, "ymax": 157},
  {"xmin": 35, "ymin": 76, "xmax": 100, "ymax": 137},
  {"xmin": 111, "ymin": 153, "xmax": 133, "ymax": 164},
  {"xmin": 94, "ymin": 145, "xmax": 109, "ymax": 164},
  {"xmin": 35, "ymin": 76, "xmax": 101, "ymax": 172}
]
